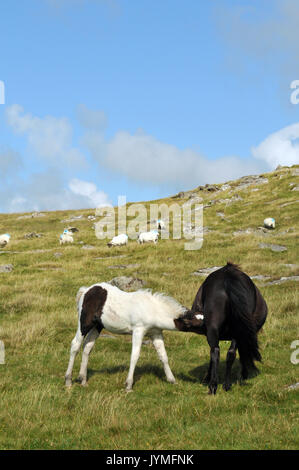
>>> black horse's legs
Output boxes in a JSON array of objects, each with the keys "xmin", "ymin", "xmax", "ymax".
[
  {"xmin": 203, "ymin": 361, "xmax": 212, "ymax": 384},
  {"xmin": 223, "ymin": 340, "xmax": 237, "ymax": 391},
  {"xmin": 207, "ymin": 327, "xmax": 220, "ymax": 395}
]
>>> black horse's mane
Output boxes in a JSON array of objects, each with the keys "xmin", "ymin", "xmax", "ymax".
[{"xmin": 225, "ymin": 261, "xmax": 241, "ymax": 271}]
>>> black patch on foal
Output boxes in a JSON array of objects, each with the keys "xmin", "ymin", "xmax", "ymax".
[{"xmin": 80, "ymin": 286, "xmax": 107, "ymax": 336}]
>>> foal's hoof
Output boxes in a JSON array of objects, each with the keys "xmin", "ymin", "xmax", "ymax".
[
  {"xmin": 125, "ymin": 380, "xmax": 133, "ymax": 392},
  {"xmin": 167, "ymin": 377, "xmax": 177, "ymax": 384},
  {"xmin": 65, "ymin": 376, "xmax": 72, "ymax": 387},
  {"xmin": 78, "ymin": 375, "xmax": 87, "ymax": 386}
]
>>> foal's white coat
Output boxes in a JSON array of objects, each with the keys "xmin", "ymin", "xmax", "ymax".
[{"xmin": 65, "ymin": 282, "xmax": 186, "ymax": 390}]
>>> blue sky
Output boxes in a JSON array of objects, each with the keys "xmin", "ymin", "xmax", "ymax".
[{"xmin": 0, "ymin": 0, "xmax": 299, "ymax": 213}]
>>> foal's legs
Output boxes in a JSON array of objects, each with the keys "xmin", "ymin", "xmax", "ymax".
[
  {"xmin": 151, "ymin": 331, "xmax": 176, "ymax": 384},
  {"xmin": 223, "ymin": 339, "xmax": 237, "ymax": 391},
  {"xmin": 78, "ymin": 327, "xmax": 101, "ymax": 386},
  {"xmin": 125, "ymin": 327, "xmax": 146, "ymax": 391},
  {"xmin": 65, "ymin": 329, "xmax": 84, "ymax": 386}
]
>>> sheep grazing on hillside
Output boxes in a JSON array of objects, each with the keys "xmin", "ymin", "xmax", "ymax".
[
  {"xmin": 156, "ymin": 219, "xmax": 165, "ymax": 230},
  {"xmin": 0, "ymin": 234, "xmax": 11, "ymax": 248},
  {"xmin": 59, "ymin": 229, "xmax": 74, "ymax": 245},
  {"xmin": 138, "ymin": 230, "xmax": 159, "ymax": 244},
  {"xmin": 264, "ymin": 217, "xmax": 275, "ymax": 229},
  {"xmin": 107, "ymin": 233, "xmax": 128, "ymax": 248}
]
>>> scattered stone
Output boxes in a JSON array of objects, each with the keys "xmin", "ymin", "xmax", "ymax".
[
  {"xmin": 108, "ymin": 264, "xmax": 140, "ymax": 270},
  {"xmin": 216, "ymin": 195, "xmax": 243, "ymax": 206},
  {"xmin": 280, "ymin": 200, "xmax": 299, "ymax": 208},
  {"xmin": 53, "ymin": 252, "xmax": 63, "ymax": 258},
  {"xmin": 0, "ymin": 264, "xmax": 13, "ymax": 273},
  {"xmin": 81, "ymin": 245, "xmax": 95, "ymax": 250},
  {"xmin": 108, "ymin": 276, "xmax": 146, "ymax": 291},
  {"xmin": 61, "ymin": 215, "xmax": 84, "ymax": 223},
  {"xmin": 259, "ymin": 243, "xmax": 287, "ymax": 252},
  {"xmin": 292, "ymin": 186, "xmax": 299, "ymax": 191},
  {"xmin": 17, "ymin": 212, "xmax": 45, "ymax": 220},
  {"xmin": 250, "ymin": 275, "xmax": 272, "ymax": 281},
  {"xmin": 94, "ymin": 254, "xmax": 128, "ymax": 260},
  {"xmin": 203, "ymin": 200, "xmax": 216, "ymax": 209},
  {"xmin": 282, "ymin": 264, "xmax": 299, "ymax": 269},
  {"xmin": 276, "ymin": 227, "xmax": 295, "ymax": 235},
  {"xmin": 26, "ymin": 249, "xmax": 53, "ymax": 254},
  {"xmin": 188, "ymin": 195, "xmax": 203, "ymax": 204},
  {"xmin": 204, "ymin": 184, "xmax": 219, "ymax": 192},
  {"xmin": 262, "ymin": 276, "xmax": 299, "ymax": 286},
  {"xmin": 24, "ymin": 232, "xmax": 43, "ymax": 239},
  {"xmin": 216, "ymin": 212, "xmax": 225, "ymax": 219},
  {"xmin": 291, "ymin": 168, "xmax": 299, "ymax": 176},
  {"xmin": 235, "ymin": 175, "xmax": 268, "ymax": 190},
  {"xmin": 286, "ymin": 382, "xmax": 299, "ymax": 391},
  {"xmin": 192, "ymin": 266, "xmax": 222, "ymax": 276},
  {"xmin": 220, "ymin": 184, "xmax": 231, "ymax": 191},
  {"xmin": 87, "ymin": 215, "xmax": 96, "ymax": 220},
  {"xmin": 233, "ymin": 227, "xmax": 268, "ymax": 236},
  {"xmin": 173, "ymin": 190, "xmax": 196, "ymax": 199},
  {"xmin": 183, "ymin": 225, "xmax": 211, "ymax": 236}
]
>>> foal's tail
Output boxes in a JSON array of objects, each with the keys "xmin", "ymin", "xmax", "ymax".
[{"xmin": 224, "ymin": 266, "xmax": 261, "ymax": 372}]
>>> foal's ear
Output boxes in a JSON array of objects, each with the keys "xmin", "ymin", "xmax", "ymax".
[{"xmin": 174, "ymin": 318, "xmax": 189, "ymax": 331}]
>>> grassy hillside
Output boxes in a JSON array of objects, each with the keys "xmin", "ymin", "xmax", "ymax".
[{"xmin": 0, "ymin": 165, "xmax": 298, "ymax": 450}]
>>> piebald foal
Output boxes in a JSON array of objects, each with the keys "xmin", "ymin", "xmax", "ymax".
[{"xmin": 65, "ymin": 282, "xmax": 186, "ymax": 390}]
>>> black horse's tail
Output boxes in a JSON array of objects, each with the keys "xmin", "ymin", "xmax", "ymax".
[{"xmin": 224, "ymin": 264, "xmax": 261, "ymax": 372}]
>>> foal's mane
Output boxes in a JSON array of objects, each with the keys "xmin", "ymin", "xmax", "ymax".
[{"xmin": 135, "ymin": 288, "xmax": 186, "ymax": 316}]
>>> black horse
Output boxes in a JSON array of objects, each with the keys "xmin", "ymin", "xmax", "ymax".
[{"xmin": 175, "ymin": 262, "xmax": 268, "ymax": 394}]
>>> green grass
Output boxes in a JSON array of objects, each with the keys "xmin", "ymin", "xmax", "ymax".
[{"xmin": 0, "ymin": 165, "xmax": 298, "ymax": 449}]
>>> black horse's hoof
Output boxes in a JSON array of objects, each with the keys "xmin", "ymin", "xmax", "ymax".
[
  {"xmin": 223, "ymin": 382, "xmax": 232, "ymax": 392},
  {"xmin": 208, "ymin": 383, "xmax": 218, "ymax": 395}
]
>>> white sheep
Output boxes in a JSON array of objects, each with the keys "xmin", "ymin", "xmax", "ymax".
[
  {"xmin": 59, "ymin": 229, "xmax": 74, "ymax": 245},
  {"xmin": 264, "ymin": 218, "xmax": 275, "ymax": 229},
  {"xmin": 107, "ymin": 233, "xmax": 128, "ymax": 247},
  {"xmin": 138, "ymin": 230, "xmax": 159, "ymax": 244},
  {"xmin": 0, "ymin": 233, "xmax": 11, "ymax": 248},
  {"xmin": 156, "ymin": 219, "xmax": 165, "ymax": 230}
]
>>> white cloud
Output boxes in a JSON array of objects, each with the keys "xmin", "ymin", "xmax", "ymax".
[
  {"xmin": 84, "ymin": 128, "xmax": 268, "ymax": 189},
  {"xmin": 252, "ymin": 122, "xmax": 299, "ymax": 168},
  {"xmin": 68, "ymin": 178, "xmax": 111, "ymax": 207},
  {"xmin": 76, "ymin": 104, "xmax": 107, "ymax": 131},
  {"xmin": 6, "ymin": 104, "xmax": 87, "ymax": 169},
  {"xmin": 0, "ymin": 170, "xmax": 110, "ymax": 213},
  {"xmin": 0, "ymin": 148, "xmax": 22, "ymax": 178}
]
